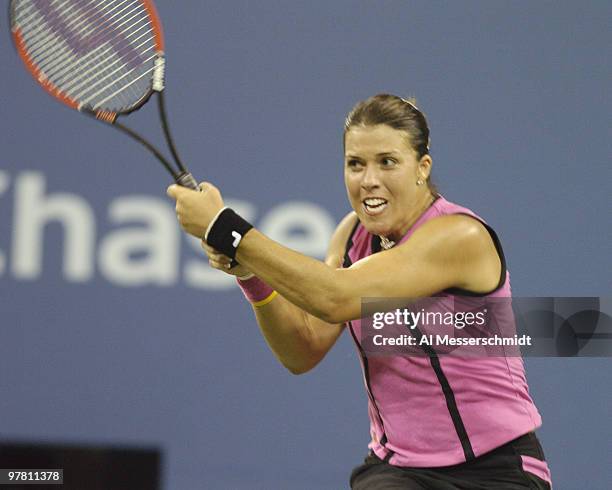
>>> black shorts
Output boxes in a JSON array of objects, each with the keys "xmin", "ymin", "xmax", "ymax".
[{"xmin": 350, "ymin": 432, "xmax": 551, "ymax": 490}]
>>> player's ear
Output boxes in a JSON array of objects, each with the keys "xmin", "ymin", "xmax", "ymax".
[{"xmin": 418, "ymin": 155, "xmax": 432, "ymax": 180}]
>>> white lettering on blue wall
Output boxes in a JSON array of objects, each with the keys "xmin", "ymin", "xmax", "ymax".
[{"xmin": 0, "ymin": 171, "xmax": 337, "ymax": 290}]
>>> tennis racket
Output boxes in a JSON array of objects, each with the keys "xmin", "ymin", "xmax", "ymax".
[{"xmin": 9, "ymin": 0, "xmax": 199, "ymax": 189}]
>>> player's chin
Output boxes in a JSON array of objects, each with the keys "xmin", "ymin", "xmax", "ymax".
[
  {"xmin": 353, "ymin": 204, "xmax": 391, "ymax": 234},
  {"xmin": 359, "ymin": 214, "xmax": 390, "ymax": 237}
]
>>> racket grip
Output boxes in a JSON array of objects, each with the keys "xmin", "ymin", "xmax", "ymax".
[{"xmin": 176, "ymin": 171, "xmax": 200, "ymax": 190}]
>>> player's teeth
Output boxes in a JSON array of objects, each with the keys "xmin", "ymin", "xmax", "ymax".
[{"xmin": 364, "ymin": 198, "xmax": 387, "ymax": 207}]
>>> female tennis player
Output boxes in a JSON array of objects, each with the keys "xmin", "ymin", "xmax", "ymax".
[{"xmin": 167, "ymin": 94, "xmax": 552, "ymax": 489}]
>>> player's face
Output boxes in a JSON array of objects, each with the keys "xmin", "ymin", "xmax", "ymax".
[{"xmin": 344, "ymin": 124, "xmax": 432, "ymax": 241}]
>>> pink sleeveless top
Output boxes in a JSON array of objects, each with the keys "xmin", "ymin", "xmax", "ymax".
[{"xmin": 343, "ymin": 196, "xmax": 542, "ymax": 467}]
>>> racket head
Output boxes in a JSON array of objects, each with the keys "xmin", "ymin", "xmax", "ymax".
[{"xmin": 10, "ymin": 0, "xmax": 166, "ymax": 118}]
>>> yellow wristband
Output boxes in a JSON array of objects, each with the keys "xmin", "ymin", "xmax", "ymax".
[{"xmin": 252, "ymin": 290, "xmax": 278, "ymax": 308}]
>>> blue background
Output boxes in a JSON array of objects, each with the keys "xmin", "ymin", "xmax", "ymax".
[{"xmin": 1, "ymin": 1, "xmax": 610, "ymax": 489}]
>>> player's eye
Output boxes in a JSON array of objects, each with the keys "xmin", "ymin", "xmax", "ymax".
[
  {"xmin": 381, "ymin": 157, "xmax": 397, "ymax": 167},
  {"xmin": 346, "ymin": 159, "xmax": 362, "ymax": 168}
]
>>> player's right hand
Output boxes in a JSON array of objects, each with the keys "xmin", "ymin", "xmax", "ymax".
[{"xmin": 202, "ymin": 241, "xmax": 252, "ymax": 278}]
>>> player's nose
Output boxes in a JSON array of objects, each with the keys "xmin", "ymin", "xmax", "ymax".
[{"xmin": 360, "ymin": 163, "xmax": 381, "ymax": 190}]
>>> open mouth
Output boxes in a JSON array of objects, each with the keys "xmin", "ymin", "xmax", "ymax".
[{"xmin": 362, "ymin": 198, "xmax": 388, "ymax": 216}]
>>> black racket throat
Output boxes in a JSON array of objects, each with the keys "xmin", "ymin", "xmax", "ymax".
[{"xmin": 87, "ymin": 91, "xmax": 199, "ymax": 190}]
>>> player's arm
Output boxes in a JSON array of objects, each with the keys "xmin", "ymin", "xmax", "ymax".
[
  {"xmin": 211, "ymin": 212, "xmax": 358, "ymax": 374},
  {"xmin": 247, "ymin": 212, "xmax": 356, "ymax": 374},
  {"xmin": 236, "ymin": 214, "xmax": 501, "ymax": 324},
  {"xmin": 166, "ymin": 184, "xmax": 500, "ymax": 325}
]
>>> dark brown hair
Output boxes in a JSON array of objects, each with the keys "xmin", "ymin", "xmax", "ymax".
[{"xmin": 344, "ymin": 94, "xmax": 437, "ymax": 194}]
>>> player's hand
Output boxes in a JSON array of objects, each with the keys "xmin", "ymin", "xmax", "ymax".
[
  {"xmin": 167, "ymin": 181, "xmax": 224, "ymax": 238},
  {"xmin": 202, "ymin": 242, "xmax": 252, "ymax": 277}
]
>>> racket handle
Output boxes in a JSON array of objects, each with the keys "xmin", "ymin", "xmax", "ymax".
[{"xmin": 176, "ymin": 171, "xmax": 200, "ymax": 190}]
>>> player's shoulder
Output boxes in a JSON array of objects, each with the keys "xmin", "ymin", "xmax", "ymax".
[
  {"xmin": 325, "ymin": 211, "xmax": 359, "ymax": 266},
  {"xmin": 402, "ymin": 213, "xmax": 496, "ymax": 261},
  {"xmin": 414, "ymin": 213, "xmax": 490, "ymax": 243}
]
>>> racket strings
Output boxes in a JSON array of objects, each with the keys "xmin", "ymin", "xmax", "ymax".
[
  {"xmin": 21, "ymin": 0, "xmax": 127, "ymax": 73},
  {"xmin": 22, "ymin": 0, "xmax": 149, "ymax": 75},
  {"xmin": 32, "ymin": 0, "xmax": 140, "ymax": 74},
  {"xmin": 13, "ymin": 0, "xmax": 70, "ymax": 29},
  {"xmin": 14, "ymin": 0, "xmax": 158, "ymax": 113},
  {"xmin": 17, "ymin": 1, "xmax": 135, "ymax": 69},
  {"xmin": 66, "ymin": 39, "xmax": 154, "ymax": 98},
  {"xmin": 49, "ymin": 1, "xmax": 146, "ymax": 68},
  {"xmin": 56, "ymin": 33, "xmax": 154, "ymax": 109},
  {"xmin": 21, "ymin": 0, "xmax": 123, "ymax": 56},
  {"xmin": 80, "ymin": 52, "xmax": 157, "ymax": 108},
  {"xmin": 49, "ymin": 23, "xmax": 153, "ymax": 86}
]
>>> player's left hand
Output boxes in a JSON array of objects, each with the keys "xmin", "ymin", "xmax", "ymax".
[{"xmin": 166, "ymin": 181, "xmax": 224, "ymax": 238}]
